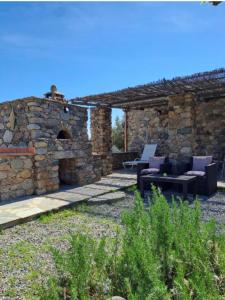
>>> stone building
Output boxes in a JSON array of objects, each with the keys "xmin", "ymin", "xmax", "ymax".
[
  {"xmin": 72, "ymin": 68, "xmax": 225, "ymax": 166},
  {"xmin": 0, "ymin": 86, "xmax": 102, "ymax": 202},
  {"xmin": 1, "ymin": 69, "xmax": 225, "ymax": 202}
]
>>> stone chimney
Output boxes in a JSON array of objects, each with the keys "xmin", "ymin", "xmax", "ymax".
[{"xmin": 44, "ymin": 85, "xmax": 65, "ymax": 103}]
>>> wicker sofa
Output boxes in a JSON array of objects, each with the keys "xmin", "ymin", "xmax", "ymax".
[{"xmin": 137, "ymin": 156, "xmax": 218, "ymax": 196}]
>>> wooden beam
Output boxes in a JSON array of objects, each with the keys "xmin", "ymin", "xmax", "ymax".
[{"xmin": 124, "ymin": 109, "xmax": 128, "ymax": 152}]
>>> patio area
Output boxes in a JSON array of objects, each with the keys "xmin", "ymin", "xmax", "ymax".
[
  {"xmin": 0, "ymin": 170, "xmax": 136, "ymax": 229},
  {"xmin": 0, "ymin": 166, "xmax": 224, "ymax": 230}
]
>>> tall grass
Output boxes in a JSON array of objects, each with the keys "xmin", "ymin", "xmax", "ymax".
[{"xmin": 39, "ymin": 188, "xmax": 225, "ymax": 300}]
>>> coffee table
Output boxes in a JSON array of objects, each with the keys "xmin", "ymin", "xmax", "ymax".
[{"xmin": 140, "ymin": 174, "xmax": 197, "ymax": 199}]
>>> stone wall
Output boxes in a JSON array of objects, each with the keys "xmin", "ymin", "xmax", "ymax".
[
  {"xmin": 167, "ymin": 93, "xmax": 196, "ymax": 159},
  {"xmin": 127, "ymin": 94, "xmax": 225, "ymax": 161},
  {"xmin": 127, "ymin": 105, "xmax": 168, "ymax": 155},
  {"xmin": 91, "ymin": 107, "xmax": 112, "ymax": 175},
  {"xmin": 195, "ymin": 98, "xmax": 225, "ymax": 160},
  {"xmin": 32, "ymin": 138, "xmax": 102, "ymax": 195},
  {"xmin": 0, "ymin": 155, "xmax": 34, "ymax": 201},
  {"xmin": 0, "ymin": 97, "xmax": 89, "ymax": 148}
]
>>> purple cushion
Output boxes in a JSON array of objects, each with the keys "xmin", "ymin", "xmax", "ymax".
[
  {"xmin": 141, "ymin": 168, "xmax": 160, "ymax": 175},
  {"xmin": 185, "ymin": 170, "xmax": 205, "ymax": 177},
  {"xmin": 192, "ymin": 156, "xmax": 212, "ymax": 172},
  {"xmin": 149, "ymin": 156, "xmax": 165, "ymax": 169}
]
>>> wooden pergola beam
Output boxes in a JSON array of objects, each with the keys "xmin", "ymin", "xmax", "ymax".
[{"xmin": 69, "ymin": 68, "xmax": 225, "ymax": 109}]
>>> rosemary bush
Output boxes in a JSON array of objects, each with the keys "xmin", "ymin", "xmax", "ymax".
[{"xmin": 39, "ymin": 188, "xmax": 225, "ymax": 300}]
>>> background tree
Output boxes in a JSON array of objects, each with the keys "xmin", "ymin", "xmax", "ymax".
[{"xmin": 112, "ymin": 116, "xmax": 124, "ymax": 151}]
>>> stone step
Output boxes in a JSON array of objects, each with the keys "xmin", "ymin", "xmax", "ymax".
[{"xmin": 88, "ymin": 191, "xmax": 125, "ymax": 205}]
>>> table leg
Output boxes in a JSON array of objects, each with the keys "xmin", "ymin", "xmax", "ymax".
[{"xmin": 183, "ymin": 183, "xmax": 188, "ymax": 200}]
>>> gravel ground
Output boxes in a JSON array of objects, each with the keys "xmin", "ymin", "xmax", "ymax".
[{"xmin": 0, "ymin": 190, "xmax": 224, "ymax": 300}]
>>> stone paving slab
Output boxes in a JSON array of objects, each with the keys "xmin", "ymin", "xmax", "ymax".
[
  {"xmin": 88, "ymin": 191, "xmax": 125, "ymax": 205},
  {"xmin": 63, "ymin": 187, "xmax": 107, "ymax": 197},
  {"xmin": 0, "ymin": 171, "xmax": 136, "ymax": 229},
  {"xmin": 85, "ymin": 183, "xmax": 116, "ymax": 192},
  {"xmin": 45, "ymin": 191, "xmax": 90, "ymax": 202}
]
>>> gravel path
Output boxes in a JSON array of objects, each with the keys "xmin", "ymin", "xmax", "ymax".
[{"xmin": 0, "ymin": 190, "xmax": 224, "ymax": 299}]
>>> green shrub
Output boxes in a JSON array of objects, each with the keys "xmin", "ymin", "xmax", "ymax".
[{"xmin": 39, "ymin": 187, "xmax": 225, "ymax": 300}]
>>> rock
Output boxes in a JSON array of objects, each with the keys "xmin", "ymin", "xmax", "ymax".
[
  {"xmin": 110, "ymin": 297, "xmax": 126, "ymax": 300},
  {"xmin": 0, "ymin": 172, "xmax": 7, "ymax": 179},
  {"xmin": 35, "ymin": 148, "xmax": 47, "ymax": 155},
  {"xmin": 35, "ymin": 141, "xmax": 47, "ymax": 148},
  {"xmin": 3, "ymin": 130, "xmax": 13, "ymax": 143},
  {"xmin": 0, "ymin": 163, "xmax": 11, "ymax": 171},
  {"xmin": 18, "ymin": 169, "xmax": 32, "ymax": 179},
  {"xmin": 11, "ymin": 159, "xmax": 24, "ymax": 170},
  {"xmin": 27, "ymin": 124, "xmax": 41, "ymax": 130},
  {"xmin": 23, "ymin": 159, "xmax": 33, "ymax": 169}
]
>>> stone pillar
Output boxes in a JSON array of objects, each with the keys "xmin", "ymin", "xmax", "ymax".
[
  {"xmin": 168, "ymin": 93, "xmax": 196, "ymax": 160},
  {"xmin": 91, "ymin": 107, "xmax": 112, "ymax": 176}
]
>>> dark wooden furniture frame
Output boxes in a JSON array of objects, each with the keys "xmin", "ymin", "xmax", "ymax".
[{"xmin": 140, "ymin": 174, "xmax": 197, "ymax": 200}]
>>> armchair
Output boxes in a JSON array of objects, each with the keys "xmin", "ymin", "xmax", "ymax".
[
  {"xmin": 137, "ymin": 157, "xmax": 172, "ymax": 189},
  {"xmin": 184, "ymin": 156, "xmax": 217, "ymax": 196}
]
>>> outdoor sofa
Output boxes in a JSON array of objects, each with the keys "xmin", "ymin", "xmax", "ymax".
[{"xmin": 137, "ymin": 155, "xmax": 217, "ymax": 196}]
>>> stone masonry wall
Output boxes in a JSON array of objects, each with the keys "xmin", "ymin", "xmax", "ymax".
[
  {"xmin": 91, "ymin": 107, "xmax": 112, "ymax": 176},
  {"xmin": 127, "ymin": 105, "xmax": 169, "ymax": 155},
  {"xmin": 33, "ymin": 138, "xmax": 101, "ymax": 195},
  {"xmin": 0, "ymin": 97, "xmax": 102, "ymax": 202},
  {"xmin": 112, "ymin": 152, "xmax": 138, "ymax": 170},
  {"xmin": 127, "ymin": 94, "xmax": 225, "ymax": 161},
  {"xmin": 0, "ymin": 156, "xmax": 34, "ymax": 201},
  {"xmin": 195, "ymin": 98, "xmax": 225, "ymax": 160},
  {"xmin": 167, "ymin": 93, "xmax": 196, "ymax": 159},
  {"xmin": 0, "ymin": 97, "xmax": 89, "ymax": 147}
]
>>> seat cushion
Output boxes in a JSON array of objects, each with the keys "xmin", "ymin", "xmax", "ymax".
[
  {"xmin": 185, "ymin": 170, "xmax": 205, "ymax": 177},
  {"xmin": 149, "ymin": 156, "xmax": 165, "ymax": 169},
  {"xmin": 141, "ymin": 168, "xmax": 160, "ymax": 175},
  {"xmin": 192, "ymin": 156, "xmax": 212, "ymax": 172}
]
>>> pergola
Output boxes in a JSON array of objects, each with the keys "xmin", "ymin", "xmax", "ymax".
[
  {"xmin": 70, "ymin": 68, "xmax": 225, "ymax": 153},
  {"xmin": 70, "ymin": 68, "xmax": 225, "ymax": 110}
]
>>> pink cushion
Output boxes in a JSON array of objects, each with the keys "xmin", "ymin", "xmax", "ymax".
[
  {"xmin": 149, "ymin": 156, "xmax": 165, "ymax": 169},
  {"xmin": 185, "ymin": 170, "xmax": 205, "ymax": 177},
  {"xmin": 192, "ymin": 156, "xmax": 212, "ymax": 172},
  {"xmin": 141, "ymin": 168, "xmax": 160, "ymax": 175}
]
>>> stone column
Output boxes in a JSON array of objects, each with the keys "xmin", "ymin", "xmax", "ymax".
[
  {"xmin": 91, "ymin": 107, "xmax": 112, "ymax": 176},
  {"xmin": 168, "ymin": 93, "xmax": 196, "ymax": 160}
]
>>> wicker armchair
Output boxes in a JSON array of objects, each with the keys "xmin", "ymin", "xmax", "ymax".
[
  {"xmin": 184, "ymin": 157, "xmax": 217, "ymax": 196},
  {"xmin": 137, "ymin": 158, "xmax": 171, "ymax": 189}
]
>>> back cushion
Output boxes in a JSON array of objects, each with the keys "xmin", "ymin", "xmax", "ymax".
[
  {"xmin": 149, "ymin": 156, "xmax": 165, "ymax": 169},
  {"xmin": 192, "ymin": 156, "xmax": 212, "ymax": 172}
]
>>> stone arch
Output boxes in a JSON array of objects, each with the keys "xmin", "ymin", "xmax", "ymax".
[{"xmin": 57, "ymin": 129, "xmax": 71, "ymax": 139}]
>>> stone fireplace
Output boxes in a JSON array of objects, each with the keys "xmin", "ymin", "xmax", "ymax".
[{"xmin": 0, "ymin": 86, "xmax": 102, "ymax": 202}]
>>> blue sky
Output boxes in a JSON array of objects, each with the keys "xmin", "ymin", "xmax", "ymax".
[{"xmin": 0, "ymin": 2, "xmax": 224, "ymax": 126}]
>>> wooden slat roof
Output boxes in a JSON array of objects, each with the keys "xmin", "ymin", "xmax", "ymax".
[{"xmin": 70, "ymin": 68, "xmax": 225, "ymax": 109}]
